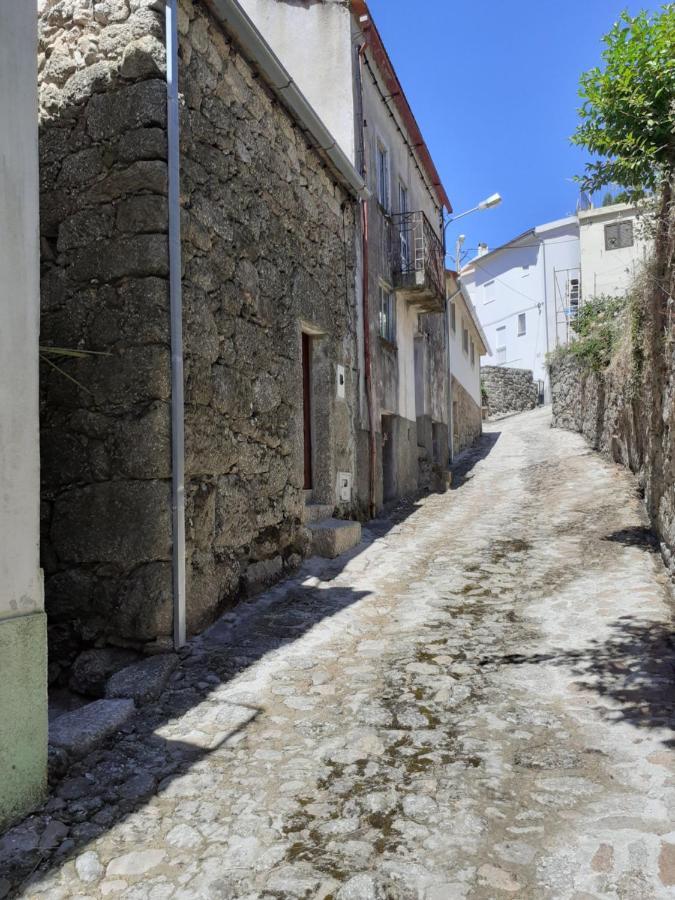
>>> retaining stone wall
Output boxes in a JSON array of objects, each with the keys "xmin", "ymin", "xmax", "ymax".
[
  {"xmin": 481, "ymin": 366, "xmax": 538, "ymax": 418},
  {"xmin": 452, "ymin": 377, "xmax": 482, "ymax": 455}
]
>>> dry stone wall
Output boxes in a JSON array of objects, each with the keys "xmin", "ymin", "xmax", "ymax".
[
  {"xmin": 177, "ymin": 0, "xmax": 359, "ymax": 632},
  {"xmin": 452, "ymin": 377, "xmax": 482, "ymax": 456},
  {"xmin": 481, "ymin": 366, "xmax": 538, "ymax": 418},
  {"xmin": 38, "ymin": 0, "xmax": 360, "ymax": 676},
  {"xmin": 550, "ymin": 196, "xmax": 675, "ymax": 573}
]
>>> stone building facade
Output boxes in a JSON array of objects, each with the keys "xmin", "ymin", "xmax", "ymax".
[
  {"xmin": 239, "ymin": 0, "xmax": 453, "ymax": 513},
  {"xmin": 38, "ymin": 0, "xmax": 364, "ymax": 672}
]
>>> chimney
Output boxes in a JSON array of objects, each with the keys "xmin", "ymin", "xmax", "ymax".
[{"xmin": 477, "ymin": 242, "xmax": 489, "ymax": 257}]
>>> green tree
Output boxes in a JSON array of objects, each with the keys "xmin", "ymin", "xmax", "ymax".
[{"xmin": 572, "ymin": 6, "xmax": 675, "ymax": 200}]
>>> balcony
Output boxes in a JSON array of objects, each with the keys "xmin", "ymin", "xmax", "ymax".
[{"xmin": 390, "ymin": 211, "xmax": 445, "ymax": 313}]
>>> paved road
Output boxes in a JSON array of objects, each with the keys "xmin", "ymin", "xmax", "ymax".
[{"xmin": 4, "ymin": 408, "xmax": 674, "ymax": 899}]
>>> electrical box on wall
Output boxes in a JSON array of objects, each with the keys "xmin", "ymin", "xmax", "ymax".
[
  {"xmin": 336, "ymin": 364, "xmax": 346, "ymax": 400},
  {"xmin": 337, "ymin": 472, "xmax": 352, "ymax": 503}
]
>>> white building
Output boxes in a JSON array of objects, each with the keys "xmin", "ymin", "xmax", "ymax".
[
  {"xmin": 578, "ymin": 202, "xmax": 652, "ymax": 302},
  {"xmin": 461, "ymin": 216, "xmax": 580, "ymax": 396},
  {"xmin": 0, "ymin": 0, "xmax": 47, "ymax": 827}
]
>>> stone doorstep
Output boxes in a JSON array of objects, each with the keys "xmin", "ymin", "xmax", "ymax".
[
  {"xmin": 308, "ymin": 518, "xmax": 362, "ymax": 559},
  {"xmin": 302, "ymin": 502, "xmax": 334, "ymax": 524},
  {"xmin": 48, "ymin": 699, "xmax": 135, "ymax": 764}
]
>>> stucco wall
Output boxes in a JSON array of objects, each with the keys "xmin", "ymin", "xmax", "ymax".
[
  {"xmin": 0, "ymin": 0, "xmax": 47, "ymax": 827},
  {"xmin": 579, "ymin": 204, "xmax": 651, "ymax": 301},
  {"xmin": 449, "ymin": 292, "xmax": 482, "ymax": 408},
  {"xmin": 238, "ymin": 0, "xmax": 357, "ymax": 165}
]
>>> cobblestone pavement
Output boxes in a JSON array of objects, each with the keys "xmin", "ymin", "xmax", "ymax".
[{"xmin": 3, "ymin": 408, "xmax": 674, "ymax": 899}]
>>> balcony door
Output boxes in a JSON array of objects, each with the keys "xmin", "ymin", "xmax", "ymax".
[
  {"xmin": 399, "ymin": 183, "xmax": 410, "ymax": 271},
  {"xmin": 302, "ymin": 332, "xmax": 313, "ymax": 490}
]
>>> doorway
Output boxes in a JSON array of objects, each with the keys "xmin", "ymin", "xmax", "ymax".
[
  {"xmin": 302, "ymin": 332, "xmax": 313, "ymax": 491},
  {"xmin": 382, "ymin": 414, "xmax": 396, "ymax": 503}
]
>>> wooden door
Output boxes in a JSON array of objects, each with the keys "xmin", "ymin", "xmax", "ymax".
[{"xmin": 302, "ymin": 333, "xmax": 313, "ymax": 490}]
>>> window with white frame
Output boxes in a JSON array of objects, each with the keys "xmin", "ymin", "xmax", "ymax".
[
  {"xmin": 568, "ymin": 277, "xmax": 580, "ymax": 316},
  {"xmin": 378, "ymin": 284, "xmax": 395, "ymax": 343},
  {"xmin": 398, "ymin": 182, "xmax": 409, "ymax": 267},
  {"xmin": 376, "ymin": 141, "xmax": 390, "ymax": 211},
  {"xmin": 450, "ymin": 301, "xmax": 456, "ymax": 333},
  {"xmin": 462, "ymin": 318, "xmax": 469, "ymax": 355},
  {"xmin": 496, "ymin": 325, "xmax": 506, "ymax": 364},
  {"xmin": 517, "ymin": 312, "xmax": 526, "ymax": 336},
  {"xmin": 483, "ymin": 280, "xmax": 496, "ymax": 304}
]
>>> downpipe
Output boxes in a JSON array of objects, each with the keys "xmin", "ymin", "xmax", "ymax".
[
  {"xmin": 165, "ymin": 0, "xmax": 186, "ymax": 648},
  {"xmin": 358, "ymin": 42, "xmax": 377, "ymax": 518}
]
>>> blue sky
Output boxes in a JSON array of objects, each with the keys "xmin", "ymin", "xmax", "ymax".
[{"xmin": 367, "ymin": 0, "xmax": 664, "ymax": 256}]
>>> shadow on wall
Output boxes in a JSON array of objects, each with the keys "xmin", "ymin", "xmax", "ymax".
[{"xmin": 479, "ymin": 615, "xmax": 675, "ymax": 743}]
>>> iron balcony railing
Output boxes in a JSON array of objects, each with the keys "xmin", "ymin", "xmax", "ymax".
[{"xmin": 389, "ymin": 210, "xmax": 445, "ymax": 308}]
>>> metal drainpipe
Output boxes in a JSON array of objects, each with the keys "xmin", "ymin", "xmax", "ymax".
[
  {"xmin": 357, "ymin": 42, "xmax": 377, "ymax": 518},
  {"xmin": 165, "ymin": 0, "xmax": 186, "ymax": 648}
]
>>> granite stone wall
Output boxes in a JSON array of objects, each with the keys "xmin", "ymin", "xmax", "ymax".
[
  {"xmin": 481, "ymin": 366, "xmax": 538, "ymax": 418},
  {"xmin": 38, "ymin": 0, "xmax": 359, "ymax": 674},
  {"xmin": 178, "ymin": 0, "xmax": 359, "ymax": 631},
  {"xmin": 452, "ymin": 376, "xmax": 482, "ymax": 456}
]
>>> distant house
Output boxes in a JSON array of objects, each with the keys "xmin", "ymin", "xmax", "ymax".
[
  {"xmin": 446, "ymin": 271, "xmax": 490, "ymax": 455},
  {"xmin": 578, "ymin": 202, "xmax": 651, "ymax": 302},
  {"xmin": 461, "ymin": 216, "xmax": 580, "ymax": 399}
]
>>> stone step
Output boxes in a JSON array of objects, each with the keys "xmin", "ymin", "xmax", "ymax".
[
  {"xmin": 302, "ymin": 502, "xmax": 334, "ymax": 524},
  {"xmin": 308, "ymin": 518, "xmax": 362, "ymax": 559},
  {"xmin": 303, "ymin": 489, "xmax": 313, "ymax": 503}
]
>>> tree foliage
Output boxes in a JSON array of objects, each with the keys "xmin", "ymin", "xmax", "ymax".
[{"xmin": 572, "ymin": 5, "xmax": 675, "ymax": 200}]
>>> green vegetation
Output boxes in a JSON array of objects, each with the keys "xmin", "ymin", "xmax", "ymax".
[
  {"xmin": 572, "ymin": 5, "xmax": 675, "ymax": 200},
  {"xmin": 567, "ymin": 295, "xmax": 627, "ymax": 373}
]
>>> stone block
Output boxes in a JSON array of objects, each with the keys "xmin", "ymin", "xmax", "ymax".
[
  {"xmin": 116, "ymin": 195, "xmax": 168, "ymax": 234},
  {"xmin": 106, "ymin": 654, "xmax": 178, "ymax": 704},
  {"xmin": 120, "ymin": 35, "xmax": 166, "ymax": 79},
  {"xmin": 69, "ymin": 233, "xmax": 168, "ymax": 283},
  {"xmin": 86, "ymin": 79, "xmax": 167, "ymax": 141},
  {"xmin": 51, "ymin": 480, "xmax": 172, "ymax": 566},
  {"xmin": 242, "ymin": 556, "xmax": 283, "ymax": 596},
  {"xmin": 69, "ymin": 647, "xmax": 139, "ymax": 697},
  {"xmin": 117, "ymin": 127, "xmax": 167, "ymax": 163},
  {"xmin": 49, "ymin": 699, "xmax": 135, "ymax": 760},
  {"xmin": 308, "ymin": 519, "xmax": 362, "ymax": 559}
]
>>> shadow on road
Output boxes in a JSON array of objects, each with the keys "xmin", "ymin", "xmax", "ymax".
[
  {"xmin": 451, "ymin": 431, "xmax": 501, "ymax": 489},
  {"xmin": 603, "ymin": 525, "xmax": 659, "ymax": 552},
  {"xmin": 480, "ymin": 616, "xmax": 675, "ymax": 742}
]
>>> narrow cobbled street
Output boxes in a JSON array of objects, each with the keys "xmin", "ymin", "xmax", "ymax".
[{"xmin": 4, "ymin": 408, "xmax": 674, "ymax": 899}]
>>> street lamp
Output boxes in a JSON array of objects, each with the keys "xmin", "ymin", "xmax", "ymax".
[{"xmin": 444, "ymin": 192, "xmax": 502, "ymax": 233}]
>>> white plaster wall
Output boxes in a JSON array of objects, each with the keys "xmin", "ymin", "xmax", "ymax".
[
  {"xmin": 579, "ymin": 204, "xmax": 652, "ymax": 301},
  {"xmin": 449, "ymin": 294, "xmax": 482, "ymax": 407},
  {"xmin": 396, "ymin": 298, "xmax": 418, "ymax": 422},
  {"xmin": 238, "ymin": 0, "xmax": 357, "ymax": 164},
  {"xmin": 464, "ymin": 220, "xmax": 580, "ymax": 393},
  {"xmin": 0, "ymin": 0, "xmax": 42, "ymax": 620}
]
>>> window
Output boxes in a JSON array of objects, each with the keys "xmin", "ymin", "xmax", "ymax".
[
  {"xmin": 449, "ymin": 301, "xmax": 456, "ymax": 333},
  {"xmin": 568, "ymin": 277, "xmax": 580, "ymax": 316},
  {"xmin": 496, "ymin": 325, "xmax": 506, "ymax": 364},
  {"xmin": 517, "ymin": 313, "xmax": 526, "ymax": 336},
  {"xmin": 379, "ymin": 285, "xmax": 395, "ymax": 343},
  {"xmin": 376, "ymin": 141, "xmax": 390, "ymax": 211},
  {"xmin": 605, "ymin": 221, "xmax": 633, "ymax": 250},
  {"xmin": 462, "ymin": 318, "xmax": 469, "ymax": 355},
  {"xmin": 470, "ymin": 340, "xmax": 475, "ymax": 367},
  {"xmin": 483, "ymin": 279, "xmax": 496, "ymax": 304}
]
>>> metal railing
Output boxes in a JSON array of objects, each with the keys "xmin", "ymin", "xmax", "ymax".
[{"xmin": 389, "ymin": 211, "xmax": 445, "ymax": 303}]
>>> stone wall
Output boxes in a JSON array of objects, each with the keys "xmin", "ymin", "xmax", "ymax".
[
  {"xmin": 481, "ymin": 366, "xmax": 538, "ymax": 418},
  {"xmin": 38, "ymin": 0, "xmax": 173, "ymax": 677},
  {"xmin": 452, "ymin": 376, "xmax": 482, "ymax": 456},
  {"xmin": 550, "ymin": 192, "xmax": 675, "ymax": 572},
  {"xmin": 178, "ymin": 0, "xmax": 359, "ymax": 631},
  {"xmin": 38, "ymin": 0, "xmax": 359, "ymax": 674}
]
